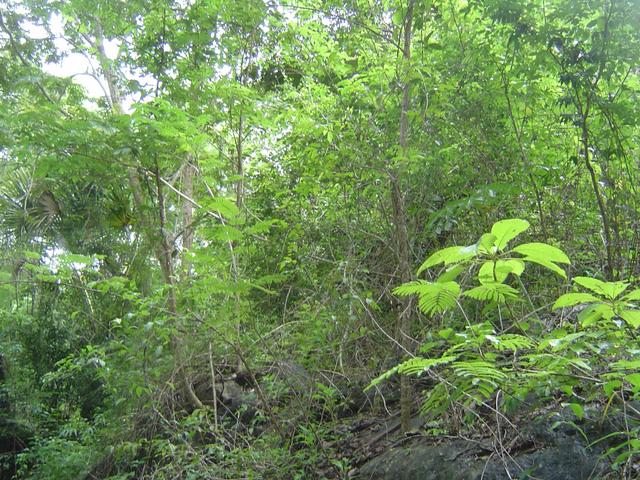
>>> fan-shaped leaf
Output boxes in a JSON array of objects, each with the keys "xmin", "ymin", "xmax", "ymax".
[
  {"xmin": 393, "ymin": 280, "xmax": 432, "ymax": 297},
  {"xmin": 417, "ymin": 282, "xmax": 461, "ymax": 316}
]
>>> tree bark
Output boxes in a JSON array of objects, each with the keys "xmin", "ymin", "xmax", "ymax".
[
  {"xmin": 391, "ymin": 0, "xmax": 416, "ymax": 434},
  {"xmin": 93, "ymin": 18, "xmax": 203, "ymax": 409}
]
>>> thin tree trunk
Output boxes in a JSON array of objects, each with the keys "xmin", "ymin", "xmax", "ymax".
[
  {"xmin": 391, "ymin": 0, "xmax": 416, "ymax": 434},
  {"xmin": 94, "ymin": 18, "xmax": 203, "ymax": 409},
  {"xmin": 502, "ymin": 74, "xmax": 548, "ymax": 240},
  {"xmin": 578, "ymin": 95, "xmax": 614, "ymax": 280},
  {"xmin": 181, "ymin": 158, "xmax": 195, "ymax": 278}
]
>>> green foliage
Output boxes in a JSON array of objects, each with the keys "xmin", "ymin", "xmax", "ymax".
[
  {"xmin": 379, "ymin": 220, "xmax": 640, "ymax": 476},
  {"xmin": 394, "ymin": 281, "xmax": 460, "ymax": 315},
  {"xmin": 3, "ymin": 0, "xmax": 640, "ymax": 477},
  {"xmin": 554, "ymin": 276, "xmax": 640, "ymax": 328},
  {"xmin": 407, "ymin": 219, "xmax": 570, "ymax": 316}
]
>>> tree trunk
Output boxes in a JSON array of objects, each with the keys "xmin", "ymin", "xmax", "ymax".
[
  {"xmin": 94, "ymin": 18, "xmax": 203, "ymax": 409},
  {"xmin": 391, "ymin": 0, "xmax": 416, "ymax": 434}
]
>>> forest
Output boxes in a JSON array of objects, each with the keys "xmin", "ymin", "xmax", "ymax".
[{"xmin": 1, "ymin": 0, "xmax": 640, "ymax": 478}]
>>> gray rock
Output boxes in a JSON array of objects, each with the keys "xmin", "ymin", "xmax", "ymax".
[{"xmin": 357, "ymin": 411, "xmax": 611, "ymax": 480}]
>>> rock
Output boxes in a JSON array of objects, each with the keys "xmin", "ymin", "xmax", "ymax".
[{"xmin": 357, "ymin": 410, "xmax": 612, "ymax": 480}]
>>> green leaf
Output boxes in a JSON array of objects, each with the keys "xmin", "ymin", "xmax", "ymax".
[
  {"xmin": 603, "ymin": 380, "xmax": 622, "ymax": 396},
  {"xmin": 512, "ymin": 242, "xmax": 570, "ymax": 264},
  {"xmin": 541, "ymin": 332, "xmax": 585, "ymax": 351},
  {"xmin": 490, "ymin": 219, "xmax": 530, "ymax": 251},
  {"xmin": 485, "ymin": 334, "xmax": 533, "ymax": 351},
  {"xmin": 396, "ymin": 355, "xmax": 458, "ymax": 376},
  {"xmin": 611, "ymin": 359, "xmax": 640, "ymax": 370},
  {"xmin": 573, "ymin": 277, "xmax": 628, "ymax": 300},
  {"xmin": 478, "ymin": 259, "xmax": 525, "ymax": 284},
  {"xmin": 568, "ymin": 403, "xmax": 584, "ymax": 420},
  {"xmin": 619, "ymin": 310, "xmax": 640, "ymax": 328},
  {"xmin": 477, "ymin": 233, "xmax": 497, "ymax": 254},
  {"xmin": 394, "ymin": 281, "xmax": 460, "ymax": 316},
  {"xmin": 522, "ymin": 256, "xmax": 567, "ymax": 279},
  {"xmin": 417, "ymin": 245, "xmax": 475, "ymax": 273},
  {"xmin": 418, "ymin": 282, "xmax": 461, "ymax": 316},
  {"xmin": 365, "ymin": 365, "xmax": 400, "ymax": 391},
  {"xmin": 62, "ymin": 253, "xmax": 94, "ymax": 265},
  {"xmin": 202, "ymin": 197, "xmax": 240, "ymax": 219},
  {"xmin": 394, "ymin": 280, "xmax": 433, "ymax": 296},
  {"xmin": 625, "ymin": 373, "xmax": 640, "ymax": 389},
  {"xmin": 578, "ymin": 304, "xmax": 613, "ymax": 326},
  {"xmin": 552, "ymin": 293, "xmax": 602, "ymax": 310},
  {"xmin": 23, "ymin": 250, "xmax": 42, "ymax": 260},
  {"xmin": 601, "ymin": 282, "xmax": 629, "ymax": 300},
  {"xmin": 436, "ymin": 264, "xmax": 465, "ymax": 283},
  {"xmin": 622, "ymin": 288, "xmax": 640, "ymax": 301},
  {"xmin": 463, "ymin": 282, "xmax": 519, "ymax": 303},
  {"xmin": 203, "ymin": 224, "xmax": 243, "ymax": 242}
]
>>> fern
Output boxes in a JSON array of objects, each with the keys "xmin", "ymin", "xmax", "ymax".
[
  {"xmin": 420, "ymin": 359, "xmax": 508, "ymax": 417},
  {"xmin": 365, "ymin": 355, "xmax": 458, "ymax": 391},
  {"xmin": 463, "ymin": 282, "xmax": 518, "ymax": 303},
  {"xmin": 485, "ymin": 334, "xmax": 533, "ymax": 352},
  {"xmin": 397, "ymin": 355, "xmax": 458, "ymax": 376},
  {"xmin": 366, "ymin": 365, "xmax": 400, "ymax": 391},
  {"xmin": 453, "ymin": 360, "xmax": 507, "ymax": 387},
  {"xmin": 394, "ymin": 281, "xmax": 460, "ymax": 315},
  {"xmin": 393, "ymin": 280, "xmax": 433, "ymax": 296}
]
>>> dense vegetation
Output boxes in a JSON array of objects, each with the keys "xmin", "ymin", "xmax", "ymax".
[{"xmin": 1, "ymin": 0, "xmax": 640, "ymax": 478}]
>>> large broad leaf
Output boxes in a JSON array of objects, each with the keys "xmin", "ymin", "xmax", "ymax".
[
  {"xmin": 512, "ymin": 242, "xmax": 570, "ymax": 265},
  {"xmin": 552, "ymin": 293, "xmax": 602, "ymax": 310},
  {"xmin": 478, "ymin": 259, "xmax": 524, "ymax": 284},
  {"xmin": 623, "ymin": 289, "xmax": 640, "ymax": 301},
  {"xmin": 620, "ymin": 310, "xmax": 640, "ymax": 328},
  {"xmin": 436, "ymin": 264, "xmax": 465, "ymax": 283},
  {"xmin": 417, "ymin": 245, "xmax": 475, "ymax": 274},
  {"xmin": 578, "ymin": 303, "xmax": 614, "ymax": 327},
  {"xmin": 477, "ymin": 233, "xmax": 497, "ymax": 255},
  {"xmin": 522, "ymin": 256, "xmax": 567, "ymax": 279},
  {"xmin": 574, "ymin": 277, "xmax": 628, "ymax": 300},
  {"xmin": 491, "ymin": 219, "xmax": 530, "ymax": 251}
]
